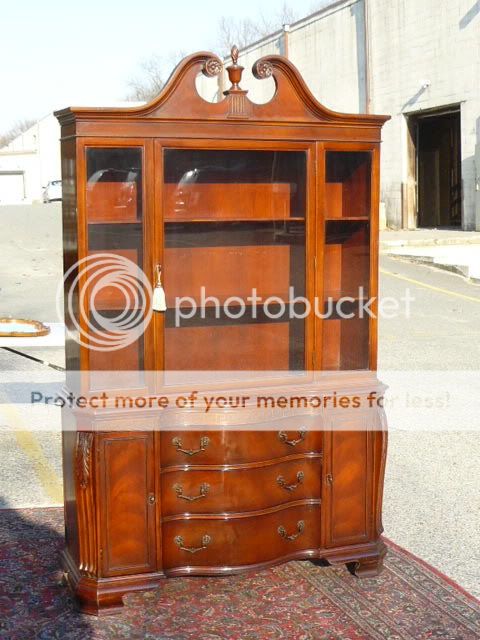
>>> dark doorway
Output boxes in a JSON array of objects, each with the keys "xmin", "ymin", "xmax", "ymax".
[{"xmin": 416, "ymin": 109, "xmax": 462, "ymax": 227}]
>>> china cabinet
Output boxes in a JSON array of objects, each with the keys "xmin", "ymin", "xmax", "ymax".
[{"xmin": 56, "ymin": 47, "xmax": 390, "ymax": 615}]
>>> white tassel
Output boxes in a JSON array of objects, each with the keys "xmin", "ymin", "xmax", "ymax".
[
  {"xmin": 152, "ymin": 284, "xmax": 167, "ymax": 311},
  {"xmin": 152, "ymin": 265, "xmax": 167, "ymax": 311}
]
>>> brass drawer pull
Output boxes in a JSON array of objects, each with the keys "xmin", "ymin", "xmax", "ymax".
[
  {"xmin": 173, "ymin": 482, "xmax": 210, "ymax": 502},
  {"xmin": 277, "ymin": 471, "xmax": 305, "ymax": 492},
  {"xmin": 174, "ymin": 534, "xmax": 211, "ymax": 554},
  {"xmin": 172, "ymin": 436, "xmax": 210, "ymax": 456},
  {"xmin": 278, "ymin": 429, "xmax": 306, "ymax": 447},
  {"xmin": 278, "ymin": 520, "xmax": 305, "ymax": 541}
]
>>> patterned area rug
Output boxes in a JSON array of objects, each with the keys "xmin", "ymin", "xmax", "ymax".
[{"xmin": 0, "ymin": 508, "xmax": 479, "ymax": 640}]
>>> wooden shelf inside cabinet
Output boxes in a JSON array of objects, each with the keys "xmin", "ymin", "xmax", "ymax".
[
  {"xmin": 164, "ymin": 181, "xmax": 304, "ymax": 221},
  {"xmin": 165, "ymin": 217, "xmax": 306, "ymax": 223},
  {"xmin": 325, "ymin": 216, "xmax": 369, "ymax": 222},
  {"xmin": 88, "ymin": 219, "xmax": 142, "ymax": 225}
]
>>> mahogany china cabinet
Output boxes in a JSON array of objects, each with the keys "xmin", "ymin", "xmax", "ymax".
[{"xmin": 56, "ymin": 48, "xmax": 390, "ymax": 615}]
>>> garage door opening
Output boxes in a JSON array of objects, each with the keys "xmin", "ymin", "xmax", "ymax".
[
  {"xmin": 0, "ymin": 171, "xmax": 25, "ymax": 204},
  {"xmin": 409, "ymin": 109, "xmax": 462, "ymax": 228}
]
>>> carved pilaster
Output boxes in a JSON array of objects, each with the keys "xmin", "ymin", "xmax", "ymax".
[
  {"xmin": 75, "ymin": 431, "xmax": 97, "ymax": 577},
  {"xmin": 76, "ymin": 431, "xmax": 93, "ymax": 489}
]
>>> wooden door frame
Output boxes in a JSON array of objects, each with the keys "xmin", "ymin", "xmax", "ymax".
[
  {"xmin": 152, "ymin": 137, "xmax": 318, "ymax": 393},
  {"xmin": 405, "ymin": 105, "xmax": 462, "ymax": 229}
]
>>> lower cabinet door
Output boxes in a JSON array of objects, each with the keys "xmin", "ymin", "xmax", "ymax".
[
  {"xmin": 325, "ymin": 428, "xmax": 372, "ymax": 548},
  {"xmin": 98, "ymin": 432, "xmax": 157, "ymax": 576}
]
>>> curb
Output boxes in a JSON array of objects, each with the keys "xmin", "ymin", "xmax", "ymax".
[
  {"xmin": 380, "ymin": 237, "xmax": 480, "ymax": 250},
  {"xmin": 382, "ymin": 252, "xmax": 480, "ymax": 285}
]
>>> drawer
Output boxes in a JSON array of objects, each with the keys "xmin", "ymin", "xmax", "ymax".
[
  {"xmin": 162, "ymin": 502, "xmax": 321, "ymax": 571},
  {"xmin": 161, "ymin": 456, "xmax": 322, "ymax": 516},
  {"xmin": 160, "ymin": 429, "xmax": 322, "ymax": 467}
]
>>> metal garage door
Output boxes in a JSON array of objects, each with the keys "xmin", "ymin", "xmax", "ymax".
[{"xmin": 0, "ymin": 172, "xmax": 25, "ymax": 204}]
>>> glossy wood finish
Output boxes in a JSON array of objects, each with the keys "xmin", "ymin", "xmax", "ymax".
[
  {"xmin": 98, "ymin": 432, "xmax": 156, "ymax": 576},
  {"xmin": 160, "ymin": 429, "xmax": 323, "ymax": 467},
  {"xmin": 161, "ymin": 455, "xmax": 322, "ymax": 516},
  {"xmin": 164, "ymin": 182, "xmax": 294, "ymax": 221},
  {"xmin": 163, "ymin": 502, "xmax": 321, "ymax": 571},
  {"xmin": 57, "ymin": 48, "xmax": 389, "ymax": 615}
]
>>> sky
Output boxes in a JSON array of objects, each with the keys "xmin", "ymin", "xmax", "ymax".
[{"xmin": 0, "ymin": 0, "xmax": 320, "ymax": 132}]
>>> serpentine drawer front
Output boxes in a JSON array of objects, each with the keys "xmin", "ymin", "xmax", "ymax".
[
  {"xmin": 161, "ymin": 455, "xmax": 323, "ymax": 516},
  {"xmin": 161, "ymin": 429, "xmax": 323, "ymax": 466},
  {"xmin": 162, "ymin": 503, "xmax": 321, "ymax": 571}
]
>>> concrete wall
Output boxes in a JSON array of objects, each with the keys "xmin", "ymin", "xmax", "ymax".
[
  {"xmin": 369, "ymin": 0, "xmax": 480, "ymax": 229},
  {"xmin": 198, "ymin": 0, "xmax": 480, "ymax": 230}
]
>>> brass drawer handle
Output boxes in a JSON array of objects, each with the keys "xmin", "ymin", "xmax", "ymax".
[
  {"xmin": 277, "ymin": 471, "xmax": 305, "ymax": 492},
  {"xmin": 278, "ymin": 520, "xmax": 305, "ymax": 541},
  {"xmin": 173, "ymin": 482, "xmax": 210, "ymax": 502},
  {"xmin": 278, "ymin": 429, "xmax": 306, "ymax": 447},
  {"xmin": 174, "ymin": 534, "xmax": 211, "ymax": 554},
  {"xmin": 172, "ymin": 436, "xmax": 210, "ymax": 456}
]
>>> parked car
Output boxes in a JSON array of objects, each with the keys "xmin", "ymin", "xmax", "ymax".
[{"xmin": 42, "ymin": 180, "xmax": 62, "ymax": 203}]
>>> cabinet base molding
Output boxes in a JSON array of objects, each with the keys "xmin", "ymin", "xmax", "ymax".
[
  {"xmin": 62, "ymin": 540, "xmax": 386, "ymax": 614},
  {"xmin": 322, "ymin": 539, "xmax": 387, "ymax": 578},
  {"xmin": 61, "ymin": 550, "xmax": 165, "ymax": 616}
]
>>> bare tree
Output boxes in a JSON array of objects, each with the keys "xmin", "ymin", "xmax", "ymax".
[
  {"xmin": 0, "ymin": 118, "xmax": 36, "ymax": 149},
  {"xmin": 216, "ymin": 3, "xmax": 298, "ymax": 55},
  {"xmin": 126, "ymin": 51, "xmax": 186, "ymax": 102}
]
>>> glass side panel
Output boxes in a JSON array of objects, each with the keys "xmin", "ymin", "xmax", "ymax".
[
  {"xmin": 325, "ymin": 151, "xmax": 371, "ymax": 219},
  {"xmin": 85, "ymin": 147, "xmax": 144, "ymax": 389},
  {"xmin": 162, "ymin": 149, "xmax": 307, "ymax": 379},
  {"xmin": 322, "ymin": 218, "xmax": 370, "ymax": 371}
]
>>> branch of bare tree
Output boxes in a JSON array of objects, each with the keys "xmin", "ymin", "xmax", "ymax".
[
  {"xmin": 215, "ymin": 3, "xmax": 298, "ymax": 55},
  {"xmin": 0, "ymin": 119, "xmax": 36, "ymax": 149},
  {"xmin": 126, "ymin": 51, "xmax": 186, "ymax": 102}
]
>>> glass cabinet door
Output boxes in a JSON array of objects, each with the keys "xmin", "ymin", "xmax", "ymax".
[
  {"xmin": 85, "ymin": 147, "xmax": 145, "ymax": 389},
  {"xmin": 322, "ymin": 150, "xmax": 372, "ymax": 371},
  {"xmin": 161, "ymin": 149, "xmax": 308, "ymax": 381}
]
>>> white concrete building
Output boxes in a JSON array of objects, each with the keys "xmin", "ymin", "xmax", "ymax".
[
  {"xmin": 0, "ymin": 102, "xmax": 143, "ymax": 205},
  {"xmin": 199, "ymin": 0, "xmax": 480, "ymax": 230},
  {"xmin": 0, "ymin": 113, "xmax": 61, "ymax": 204}
]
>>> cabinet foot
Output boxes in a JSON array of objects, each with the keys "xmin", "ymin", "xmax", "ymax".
[
  {"xmin": 61, "ymin": 549, "xmax": 164, "ymax": 616},
  {"xmin": 347, "ymin": 554, "xmax": 384, "ymax": 578}
]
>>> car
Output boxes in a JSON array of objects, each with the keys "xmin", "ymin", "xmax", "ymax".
[{"xmin": 42, "ymin": 180, "xmax": 62, "ymax": 203}]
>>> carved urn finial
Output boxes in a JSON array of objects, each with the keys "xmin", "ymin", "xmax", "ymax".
[{"xmin": 224, "ymin": 44, "xmax": 246, "ymax": 95}]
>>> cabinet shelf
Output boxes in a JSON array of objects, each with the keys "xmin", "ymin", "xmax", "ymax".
[
  {"xmin": 325, "ymin": 216, "xmax": 368, "ymax": 221},
  {"xmin": 166, "ymin": 217, "xmax": 305, "ymax": 223},
  {"xmin": 166, "ymin": 302, "xmax": 307, "ymax": 328},
  {"xmin": 88, "ymin": 219, "xmax": 141, "ymax": 225}
]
